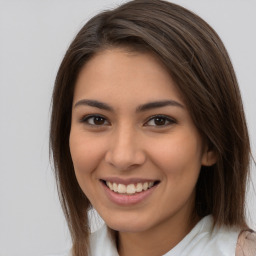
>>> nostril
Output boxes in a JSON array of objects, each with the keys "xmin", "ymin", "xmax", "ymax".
[{"xmin": 105, "ymin": 149, "xmax": 146, "ymax": 171}]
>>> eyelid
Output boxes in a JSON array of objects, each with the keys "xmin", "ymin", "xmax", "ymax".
[
  {"xmin": 80, "ymin": 114, "xmax": 110, "ymax": 126},
  {"xmin": 144, "ymin": 114, "xmax": 176, "ymax": 127},
  {"xmin": 79, "ymin": 114, "xmax": 176, "ymax": 128}
]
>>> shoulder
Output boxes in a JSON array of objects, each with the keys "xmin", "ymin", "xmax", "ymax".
[
  {"xmin": 236, "ymin": 231, "xmax": 256, "ymax": 256},
  {"xmin": 44, "ymin": 225, "xmax": 116, "ymax": 256},
  {"xmin": 163, "ymin": 215, "xmax": 241, "ymax": 256}
]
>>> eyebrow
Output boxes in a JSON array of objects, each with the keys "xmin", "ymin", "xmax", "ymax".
[
  {"xmin": 74, "ymin": 99, "xmax": 113, "ymax": 111},
  {"xmin": 74, "ymin": 99, "xmax": 184, "ymax": 112},
  {"xmin": 136, "ymin": 100, "xmax": 184, "ymax": 112}
]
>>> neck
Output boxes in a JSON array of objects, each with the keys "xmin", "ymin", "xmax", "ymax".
[{"xmin": 117, "ymin": 210, "xmax": 199, "ymax": 256}]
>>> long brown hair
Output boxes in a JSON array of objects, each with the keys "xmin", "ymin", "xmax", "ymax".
[{"xmin": 50, "ymin": 1, "xmax": 251, "ymax": 255}]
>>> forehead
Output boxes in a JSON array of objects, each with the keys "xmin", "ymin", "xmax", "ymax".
[{"xmin": 73, "ymin": 48, "xmax": 184, "ymax": 107}]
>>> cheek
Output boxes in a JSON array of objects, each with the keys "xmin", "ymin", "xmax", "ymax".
[
  {"xmin": 148, "ymin": 131, "xmax": 203, "ymax": 178},
  {"xmin": 147, "ymin": 133, "xmax": 203, "ymax": 215},
  {"xmin": 69, "ymin": 130, "xmax": 105, "ymax": 189}
]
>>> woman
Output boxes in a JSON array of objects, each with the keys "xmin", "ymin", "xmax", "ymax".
[{"xmin": 49, "ymin": 0, "xmax": 256, "ymax": 255}]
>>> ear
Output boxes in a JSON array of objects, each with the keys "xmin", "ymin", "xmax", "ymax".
[{"xmin": 201, "ymin": 147, "xmax": 217, "ymax": 166}]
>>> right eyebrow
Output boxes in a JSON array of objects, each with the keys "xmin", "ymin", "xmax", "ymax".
[
  {"xmin": 73, "ymin": 99, "xmax": 114, "ymax": 112},
  {"xmin": 136, "ymin": 100, "xmax": 184, "ymax": 112}
]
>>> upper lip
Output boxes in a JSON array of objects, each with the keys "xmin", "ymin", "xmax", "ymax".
[{"xmin": 100, "ymin": 177, "xmax": 159, "ymax": 185}]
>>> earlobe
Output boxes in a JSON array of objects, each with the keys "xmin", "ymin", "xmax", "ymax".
[{"xmin": 201, "ymin": 150, "xmax": 217, "ymax": 166}]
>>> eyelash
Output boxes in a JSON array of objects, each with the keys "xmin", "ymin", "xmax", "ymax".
[
  {"xmin": 145, "ymin": 115, "xmax": 176, "ymax": 127},
  {"xmin": 80, "ymin": 114, "xmax": 176, "ymax": 128},
  {"xmin": 80, "ymin": 115, "xmax": 110, "ymax": 127}
]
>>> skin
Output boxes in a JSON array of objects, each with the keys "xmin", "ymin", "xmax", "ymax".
[{"xmin": 69, "ymin": 48, "xmax": 216, "ymax": 256}]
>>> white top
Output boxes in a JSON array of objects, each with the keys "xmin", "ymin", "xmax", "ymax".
[
  {"xmin": 89, "ymin": 215, "xmax": 240, "ymax": 256},
  {"xmin": 48, "ymin": 215, "xmax": 243, "ymax": 256}
]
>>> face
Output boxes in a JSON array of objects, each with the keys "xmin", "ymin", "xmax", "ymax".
[{"xmin": 69, "ymin": 48, "xmax": 215, "ymax": 234}]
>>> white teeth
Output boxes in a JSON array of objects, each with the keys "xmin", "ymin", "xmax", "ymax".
[
  {"xmin": 136, "ymin": 183, "xmax": 143, "ymax": 192},
  {"xmin": 118, "ymin": 184, "xmax": 126, "ymax": 193},
  {"xmin": 113, "ymin": 183, "xmax": 118, "ymax": 192},
  {"xmin": 149, "ymin": 182, "xmax": 154, "ymax": 188},
  {"xmin": 105, "ymin": 181, "xmax": 155, "ymax": 194},
  {"xmin": 143, "ymin": 182, "xmax": 148, "ymax": 190},
  {"xmin": 127, "ymin": 184, "xmax": 136, "ymax": 194},
  {"xmin": 106, "ymin": 181, "xmax": 113, "ymax": 190}
]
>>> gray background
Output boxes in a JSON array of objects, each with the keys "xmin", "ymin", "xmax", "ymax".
[{"xmin": 0, "ymin": 0, "xmax": 255, "ymax": 255}]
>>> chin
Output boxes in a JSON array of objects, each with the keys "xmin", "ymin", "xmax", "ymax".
[{"xmin": 104, "ymin": 215, "xmax": 152, "ymax": 233}]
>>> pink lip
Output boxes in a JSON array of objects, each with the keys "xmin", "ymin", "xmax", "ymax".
[{"xmin": 101, "ymin": 180, "xmax": 159, "ymax": 206}]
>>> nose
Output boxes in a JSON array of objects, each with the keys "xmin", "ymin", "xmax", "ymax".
[{"xmin": 104, "ymin": 125, "xmax": 146, "ymax": 171}]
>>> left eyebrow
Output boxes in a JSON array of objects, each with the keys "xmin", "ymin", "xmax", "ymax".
[
  {"xmin": 136, "ymin": 100, "xmax": 184, "ymax": 112},
  {"xmin": 73, "ymin": 99, "xmax": 114, "ymax": 111}
]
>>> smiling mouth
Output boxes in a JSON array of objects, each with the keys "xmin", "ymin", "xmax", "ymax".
[{"xmin": 101, "ymin": 180, "xmax": 160, "ymax": 195}]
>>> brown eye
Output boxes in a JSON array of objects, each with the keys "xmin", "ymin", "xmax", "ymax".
[
  {"xmin": 81, "ymin": 115, "xmax": 109, "ymax": 126},
  {"xmin": 145, "ymin": 115, "xmax": 176, "ymax": 127},
  {"xmin": 93, "ymin": 116, "xmax": 105, "ymax": 125},
  {"xmin": 154, "ymin": 117, "xmax": 166, "ymax": 126}
]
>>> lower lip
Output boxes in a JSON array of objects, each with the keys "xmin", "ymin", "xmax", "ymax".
[{"xmin": 101, "ymin": 182, "xmax": 158, "ymax": 206}]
